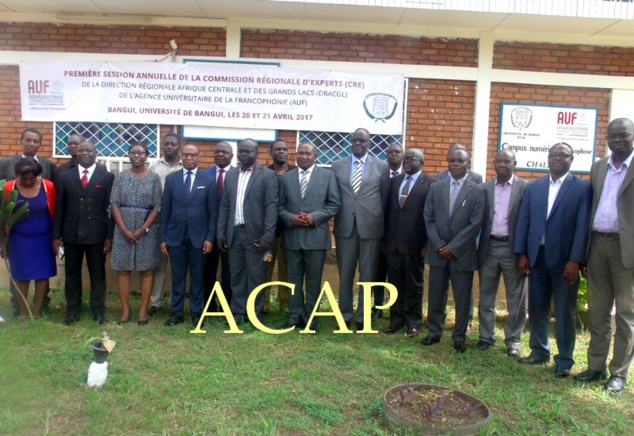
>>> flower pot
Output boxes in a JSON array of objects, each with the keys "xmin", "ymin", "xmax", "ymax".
[
  {"xmin": 90, "ymin": 342, "xmax": 109, "ymax": 364},
  {"xmin": 383, "ymin": 383, "xmax": 491, "ymax": 435}
]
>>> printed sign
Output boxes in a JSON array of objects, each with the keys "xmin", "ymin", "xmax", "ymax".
[
  {"xmin": 20, "ymin": 61, "xmax": 404, "ymax": 135},
  {"xmin": 499, "ymin": 103, "xmax": 597, "ymax": 173}
]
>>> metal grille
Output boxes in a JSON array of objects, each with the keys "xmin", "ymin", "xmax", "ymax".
[
  {"xmin": 54, "ymin": 122, "xmax": 159, "ymax": 158},
  {"xmin": 297, "ymin": 131, "xmax": 404, "ymax": 166}
]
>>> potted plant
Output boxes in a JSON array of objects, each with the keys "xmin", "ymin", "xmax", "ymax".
[
  {"xmin": 0, "ymin": 180, "xmax": 31, "ymax": 319},
  {"xmin": 382, "ymin": 382, "xmax": 491, "ymax": 435},
  {"xmin": 84, "ymin": 332, "xmax": 116, "ymax": 388}
]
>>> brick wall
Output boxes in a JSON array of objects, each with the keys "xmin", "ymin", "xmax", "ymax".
[
  {"xmin": 0, "ymin": 22, "xmax": 226, "ymax": 56},
  {"xmin": 242, "ymin": 29, "xmax": 478, "ymax": 67},
  {"xmin": 488, "ymin": 83, "xmax": 611, "ymax": 181},
  {"xmin": 406, "ymin": 79, "xmax": 476, "ymax": 175},
  {"xmin": 494, "ymin": 41, "xmax": 634, "ymax": 76}
]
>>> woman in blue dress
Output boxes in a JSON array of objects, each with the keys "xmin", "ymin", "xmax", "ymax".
[{"xmin": 3, "ymin": 158, "xmax": 57, "ymax": 320}]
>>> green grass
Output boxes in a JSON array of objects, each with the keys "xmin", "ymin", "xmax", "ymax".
[{"xmin": 1, "ymin": 288, "xmax": 633, "ymax": 435}]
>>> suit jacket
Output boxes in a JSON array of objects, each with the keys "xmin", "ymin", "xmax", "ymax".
[
  {"xmin": 433, "ymin": 170, "xmax": 483, "ymax": 185},
  {"xmin": 589, "ymin": 156, "xmax": 634, "ymax": 268},
  {"xmin": 514, "ymin": 173, "xmax": 591, "ymax": 271},
  {"xmin": 386, "ymin": 171, "xmax": 434, "ymax": 256},
  {"xmin": 278, "ymin": 166, "xmax": 341, "ymax": 250},
  {"xmin": 477, "ymin": 175, "xmax": 528, "ymax": 268},
  {"xmin": 53, "ymin": 165, "xmax": 114, "ymax": 245},
  {"xmin": 161, "ymin": 169, "xmax": 217, "ymax": 249},
  {"xmin": 331, "ymin": 154, "xmax": 389, "ymax": 239},
  {"xmin": 203, "ymin": 165, "xmax": 237, "ymax": 207},
  {"xmin": 54, "ymin": 158, "xmax": 78, "ymax": 188},
  {"xmin": 423, "ymin": 177, "xmax": 486, "ymax": 271},
  {"xmin": 0, "ymin": 154, "xmax": 57, "ymax": 185},
  {"xmin": 217, "ymin": 163, "xmax": 278, "ymax": 248}
]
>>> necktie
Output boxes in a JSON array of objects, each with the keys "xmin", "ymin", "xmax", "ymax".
[
  {"xmin": 449, "ymin": 180, "xmax": 460, "ymax": 216},
  {"xmin": 399, "ymin": 176, "xmax": 412, "ymax": 208},
  {"xmin": 185, "ymin": 170, "xmax": 192, "ymax": 197},
  {"xmin": 391, "ymin": 170, "xmax": 399, "ymax": 178},
  {"xmin": 217, "ymin": 168, "xmax": 224, "ymax": 198},
  {"xmin": 351, "ymin": 160, "xmax": 362, "ymax": 195},
  {"xmin": 300, "ymin": 170, "xmax": 308, "ymax": 198},
  {"xmin": 81, "ymin": 169, "xmax": 88, "ymax": 189}
]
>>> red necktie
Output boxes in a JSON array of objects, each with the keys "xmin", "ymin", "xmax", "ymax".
[
  {"xmin": 217, "ymin": 168, "xmax": 224, "ymax": 198},
  {"xmin": 81, "ymin": 169, "xmax": 89, "ymax": 189}
]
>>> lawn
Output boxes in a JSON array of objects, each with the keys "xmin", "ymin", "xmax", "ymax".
[{"xmin": 1, "ymin": 288, "xmax": 632, "ymax": 435}]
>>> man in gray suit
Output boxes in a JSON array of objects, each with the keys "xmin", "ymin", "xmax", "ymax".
[
  {"xmin": 575, "ymin": 118, "xmax": 634, "ymax": 393},
  {"xmin": 476, "ymin": 149, "xmax": 528, "ymax": 357},
  {"xmin": 217, "ymin": 139, "xmax": 278, "ymax": 325},
  {"xmin": 278, "ymin": 142, "xmax": 341, "ymax": 330},
  {"xmin": 422, "ymin": 147, "xmax": 485, "ymax": 352},
  {"xmin": 331, "ymin": 128, "xmax": 390, "ymax": 330}
]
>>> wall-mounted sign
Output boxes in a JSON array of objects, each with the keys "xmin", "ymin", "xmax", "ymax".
[
  {"xmin": 499, "ymin": 103, "xmax": 597, "ymax": 173},
  {"xmin": 20, "ymin": 60, "xmax": 404, "ymax": 135}
]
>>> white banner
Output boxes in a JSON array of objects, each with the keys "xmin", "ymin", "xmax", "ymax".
[
  {"xmin": 499, "ymin": 103, "xmax": 597, "ymax": 173},
  {"xmin": 20, "ymin": 61, "xmax": 404, "ymax": 135}
]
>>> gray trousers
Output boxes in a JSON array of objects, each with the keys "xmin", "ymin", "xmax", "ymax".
[
  {"xmin": 335, "ymin": 223, "xmax": 381, "ymax": 323},
  {"xmin": 427, "ymin": 264, "xmax": 473, "ymax": 343},
  {"xmin": 150, "ymin": 252, "xmax": 169, "ymax": 308},
  {"xmin": 587, "ymin": 233, "xmax": 634, "ymax": 380},
  {"xmin": 477, "ymin": 238, "xmax": 527, "ymax": 350}
]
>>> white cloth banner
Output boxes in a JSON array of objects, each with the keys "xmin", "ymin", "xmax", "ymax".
[
  {"xmin": 499, "ymin": 103, "xmax": 597, "ymax": 173},
  {"xmin": 20, "ymin": 61, "xmax": 404, "ymax": 134}
]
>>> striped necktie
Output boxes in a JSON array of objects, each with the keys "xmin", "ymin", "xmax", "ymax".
[
  {"xmin": 351, "ymin": 160, "xmax": 362, "ymax": 195},
  {"xmin": 300, "ymin": 170, "xmax": 308, "ymax": 198},
  {"xmin": 399, "ymin": 176, "xmax": 412, "ymax": 208}
]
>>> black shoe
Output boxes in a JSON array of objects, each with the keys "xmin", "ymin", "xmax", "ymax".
[
  {"xmin": 356, "ymin": 321, "xmax": 365, "ymax": 331},
  {"xmin": 61, "ymin": 314, "xmax": 79, "ymax": 326},
  {"xmin": 94, "ymin": 313, "xmax": 108, "ymax": 325},
  {"xmin": 164, "ymin": 315, "xmax": 184, "ymax": 327},
  {"xmin": 475, "ymin": 340, "xmax": 493, "ymax": 351},
  {"xmin": 281, "ymin": 321, "xmax": 302, "ymax": 329},
  {"xmin": 575, "ymin": 369, "xmax": 608, "ymax": 383},
  {"xmin": 371, "ymin": 308, "xmax": 383, "ymax": 321},
  {"xmin": 454, "ymin": 341, "xmax": 467, "ymax": 353},
  {"xmin": 192, "ymin": 316, "xmax": 204, "ymax": 328},
  {"xmin": 117, "ymin": 318, "xmax": 129, "ymax": 326},
  {"xmin": 148, "ymin": 306, "xmax": 160, "ymax": 317},
  {"xmin": 507, "ymin": 349, "xmax": 520, "ymax": 359},
  {"xmin": 554, "ymin": 366, "xmax": 570, "ymax": 378},
  {"xmin": 421, "ymin": 336, "xmax": 441, "ymax": 346},
  {"xmin": 604, "ymin": 376, "xmax": 625, "ymax": 393},
  {"xmin": 345, "ymin": 320, "xmax": 351, "ymax": 329},
  {"xmin": 137, "ymin": 319, "xmax": 148, "ymax": 326},
  {"xmin": 518, "ymin": 355, "xmax": 550, "ymax": 365}
]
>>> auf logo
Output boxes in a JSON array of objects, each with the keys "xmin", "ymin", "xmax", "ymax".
[{"xmin": 28, "ymin": 80, "xmax": 49, "ymax": 94}]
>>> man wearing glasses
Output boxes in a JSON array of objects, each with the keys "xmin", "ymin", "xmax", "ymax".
[
  {"xmin": 514, "ymin": 142, "xmax": 591, "ymax": 378},
  {"xmin": 331, "ymin": 128, "xmax": 390, "ymax": 331}
]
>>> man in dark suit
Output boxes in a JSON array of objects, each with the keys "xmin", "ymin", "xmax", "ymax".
[
  {"xmin": 576, "ymin": 118, "xmax": 634, "ymax": 393},
  {"xmin": 265, "ymin": 139, "xmax": 295, "ymax": 313},
  {"xmin": 331, "ymin": 128, "xmax": 390, "ymax": 331},
  {"xmin": 372, "ymin": 142, "xmax": 403, "ymax": 320},
  {"xmin": 53, "ymin": 141, "xmax": 114, "ymax": 325},
  {"xmin": 422, "ymin": 147, "xmax": 485, "ymax": 352},
  {"xmin": 383, "ymin": 148, "xmax": 433, "ymax": 338},
  {"xmin": 203, "ymin": 141, "xmax": 235, "ymax": 311},
  {"xmin": 0, "ymin": 128, "xmax": 56, "ymax": 184},
  {"xmin": 54, "ymin": 133, "xmax": 84, "ymax": 184},
  {"xmin": 278, "ymin": 142, "xmax": 340, "ymax": 330},
  {"xmin": 217, "ymin": 139, "xmax": 278, "ymax": 325},
  {"xmin": 476, "ymin": 149, "xmax": 528, "ymax": 357},
  {"xmin": 515, "ymin": 142, "xmax": 591, "ymax": 378},
  {"xmin": 161, "ymin": 144, "xmax": 217, "ymax": 328}
]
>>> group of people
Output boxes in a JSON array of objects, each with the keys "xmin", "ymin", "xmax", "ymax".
[{"xmin": 2, "ymin": 118, "xmax": 633, "ymax": 394}]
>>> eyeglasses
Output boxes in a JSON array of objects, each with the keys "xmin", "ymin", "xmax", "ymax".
[
  {"xmin": 547, "ymin": 153, "xmax": 572, "ymax": 160},
  {"xmin": 351, "ymin": 138, "xmax": 370, "ymax": 144},
  {"xmin": 129, "ymin": 152, "xmax": 146, "ymax": 157},
  {"xmin": 182, "ymin": 152, "xmax": 199, "ymax": 158}
]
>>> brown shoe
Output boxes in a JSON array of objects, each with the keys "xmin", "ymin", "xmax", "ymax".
[
  {"xmin": 404, "ymin": 328, "xmax": 419, "ymax": 338},
  {"xmin": 383, "ymin": 324, "xmax": 403, "ymax": 334}
]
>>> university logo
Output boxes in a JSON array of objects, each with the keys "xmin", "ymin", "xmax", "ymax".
[
  {"xmin": 510, "ymin": 106, "xmax": 532, "ymax": 130},
  {"xmin": 363, "ymin": 93, "xmax": 398, "ymax": 123}
]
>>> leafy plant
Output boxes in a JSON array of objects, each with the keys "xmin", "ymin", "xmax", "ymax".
[
  {"xmin": 84, "ymin": 331, "xmax": 116, "ymax": 353},
  {"xmin": 0, "ymin": 179, "xmax": 31, "ymax": 319}
]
